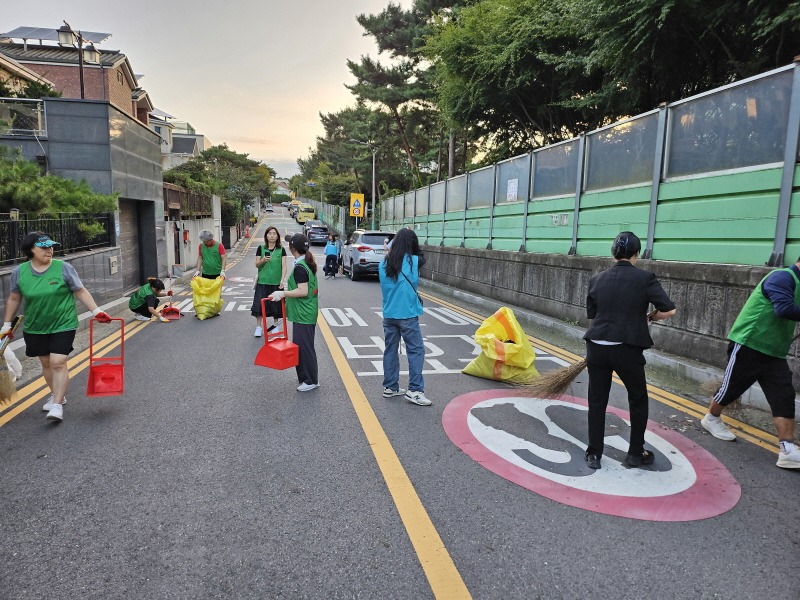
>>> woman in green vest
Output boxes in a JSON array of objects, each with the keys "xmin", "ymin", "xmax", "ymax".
[
  {"xmin": 1, "ymin": 231, "xmax": 111, "ymax": 422},
  {"xmin": 251, "ymin": 226, "xmax": 288, "ymax": 337},
  {"xmin": 268, "ymin": 233, "xmax": 319, "ymax": 392},
  {"xmin": 129, "ymin": 277, "xmax": 170, "ymax": 322},
  {"xmin": 194, "ymin": 230, "xmax": 227, "ymax": 279}
]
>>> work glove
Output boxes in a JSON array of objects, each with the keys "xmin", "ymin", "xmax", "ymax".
[
  {"xmin": 158, "ymin": 316, "xmax": 170, "ymax": 323},
  {"xmin": 194, "ymin": 270, "xmax": 201, "ymax": 277},
  {"xmin": 167, "ymin": 290, "xmax": 174, "ymax": 296},
  {"xmin": 1, "ymin": 321, "xmax": 12, "ymax": 340},
  {"xmin": 220, "ymin": 270, "xmax": 226, "ymax": 278},
  {"xmin": 92, "ymin": 308, "xmax": 112, "ymax": 323},
  {"xmin": 268, "ymin": 291, "xmax": 285, "ymax": 302}
]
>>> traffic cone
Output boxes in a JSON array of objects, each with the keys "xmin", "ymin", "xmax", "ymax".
[{"xmin": 245, "ymin": 226, "xmax": 251, "ymax": 238}]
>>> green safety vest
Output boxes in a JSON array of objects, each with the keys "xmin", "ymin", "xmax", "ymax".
[
  {"xmin": 16, "ymin": 260, "xmax": 78, "ymax": 334},
  {"xmin": 286, "ymin": 259, "xmax": 318, "ymax": 325},
  {"xmin": 129, "ymin": 283, "xmax": 154, "ymax": 310},
  {"xmin": 257, "ymin": 245, "xmax": 283, "ymax": 285},
  {"xmin": 728, "ymin": 267, "xmax": 800, "ymax": 358},
  {"xmin": 200, "ymin": 241, "xmax": 223, "ymax": 276}
]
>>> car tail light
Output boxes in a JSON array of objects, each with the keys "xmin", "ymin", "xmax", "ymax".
[{"xmin": 356, "ymin": 245, "xmax": 372, "ymax": 252}]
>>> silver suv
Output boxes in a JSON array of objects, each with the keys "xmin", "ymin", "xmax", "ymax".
[{"xmin": 342, "ymin": 229, "xmax": 395, "ymax": 281}]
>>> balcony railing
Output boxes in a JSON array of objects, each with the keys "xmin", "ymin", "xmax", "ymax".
[{"xmin": 0, "ymin": 98, "xmax": 46, "ymax": 137}]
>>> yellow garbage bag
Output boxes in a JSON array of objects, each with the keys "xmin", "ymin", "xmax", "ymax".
[
  {"xmin": 190, "ymin": 276, "xmax": 224, "ymax": 320},
  {"xmin": 462, "ymin": 307, "xmax": 539, "ymax": 383}
]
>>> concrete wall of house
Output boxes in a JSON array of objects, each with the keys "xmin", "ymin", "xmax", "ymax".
[{"xmin": 419, "ymin": 245, "xmax": 800, "ymax": 387}]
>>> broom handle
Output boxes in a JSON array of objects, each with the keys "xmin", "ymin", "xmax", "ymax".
[{"xmin": 0, "ymin": 315, "xmax": 23, "ymax": 354}]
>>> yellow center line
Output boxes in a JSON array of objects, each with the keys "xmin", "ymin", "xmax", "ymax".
[
  {"xmin": 420, "ymin": 291, "xmax": 778, "ymax": 451},
  {"xmin": 0, "ymin": 320, "xmax": 149, "ymax": 427},
  {"xmin": 317, "ymin": 314, "xmax": 472, "ymax": 599}
]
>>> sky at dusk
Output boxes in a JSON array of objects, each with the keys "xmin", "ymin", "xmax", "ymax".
[{"xmin": 2, "ymin": 0, "xmax": 408, "ymax": 178}]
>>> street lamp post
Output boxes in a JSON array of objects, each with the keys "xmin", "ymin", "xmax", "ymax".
[
  {"xmin": 349, "ymin": 139, "xmax": 377, "ymax": 229},
  {"xmin": 58, "ymin": 22, "xmax": 99, "ymax": 99}
]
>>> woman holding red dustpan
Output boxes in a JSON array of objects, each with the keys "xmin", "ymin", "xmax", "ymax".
[{"xmin": 1, "ymin": 232, "xmax": 111, "ymax": 422}]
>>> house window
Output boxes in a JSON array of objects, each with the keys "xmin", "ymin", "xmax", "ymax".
[
  {"xmin": 117, "ymin": 71, "xmax": 123, "ymax": 84},
  {"xmin": 154, "ymin": 126, "xmax": 162, "ymax": 134}
]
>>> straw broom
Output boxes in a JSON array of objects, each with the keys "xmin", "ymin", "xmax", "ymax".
[
  {"xmin": 518, "ymin": 358, "xmax": 587, "ymax": 398},
  {"xmin": 0, "ymin": 315, "xmax": 24, "ymax": 403}
]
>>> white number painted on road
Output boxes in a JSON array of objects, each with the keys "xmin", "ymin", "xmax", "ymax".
[{"xmin": 321, "ymin": 307, "xmax": 369, "ymax": 327}]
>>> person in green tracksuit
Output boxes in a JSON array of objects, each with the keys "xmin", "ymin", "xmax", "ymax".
[
  {"xmin": 129, "ymin": 277, "xmax": 170, "ymax": 322},
  {"xmin": 701, "ymin": 259, "xmax": 800, "ymax": 469},
  {"xmin": 1, "ymin": 232, "xmax": 111, "ymax": 422},
  {"xmin": 268, "ymin": 233, "xmax": 319, "ymax": 392}
]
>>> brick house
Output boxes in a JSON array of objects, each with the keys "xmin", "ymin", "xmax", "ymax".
[
  {"xmin": 0, "ymin": 27, "xmax": 153, "ymax": 125},
  {"xmin": 0, "ymin": 51, "xmax": 55, "ymax": 93}
]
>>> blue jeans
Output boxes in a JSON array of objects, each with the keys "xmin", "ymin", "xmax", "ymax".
[{"xmin": 382, "ymin": 317, "xmax": 424, "ymax": 392}]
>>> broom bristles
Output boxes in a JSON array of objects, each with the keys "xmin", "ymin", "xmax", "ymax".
[
  {"xmin": 0, "ymin": 367, "xmax": 15, "ymax": 403},
  {"xmin": 518, "ymin": 359, "xmax": 587, "ymax": 398}
]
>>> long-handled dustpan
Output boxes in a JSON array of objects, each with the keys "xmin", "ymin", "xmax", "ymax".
[
  {"xmin": 254, "ymin": 298, "xmax": 298, "ymax": 370},
  {"xmin": 86, "ymin": 317, "xmax": 125, "ymax": 397}
]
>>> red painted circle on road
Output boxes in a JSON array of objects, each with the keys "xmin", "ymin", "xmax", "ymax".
[{"xmin": 442, "ymin": 390, "xmax": 740, "ymax": 521}]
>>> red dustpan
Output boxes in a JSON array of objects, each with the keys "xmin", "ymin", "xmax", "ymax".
[
  {"xmin": 161, "ymin": 285, "xmax": 180, "ymax": 320},
  {"xmin": 86, "ymin": 317, "xmax": 125, "ymax": 397},
  {"xmin": 254, "ymin": 298, "xmax": 298, "ymax": 370}
]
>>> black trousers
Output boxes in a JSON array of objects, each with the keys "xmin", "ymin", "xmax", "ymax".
[
  {"xmin": 293, "ymin": 322, "xmax": 318, "ymax": 385},
  {"xmin": 324, "ymin": 255, "xmax": 338, "ymax": 276},
  {"xmin": 585, "ymin": 341, "xmax": 648, "ymax": 457}
]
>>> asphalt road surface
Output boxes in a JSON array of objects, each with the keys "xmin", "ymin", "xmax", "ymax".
[{"xmin": 1, "ymin": 208, "xmax": 798, "ymax": 599}]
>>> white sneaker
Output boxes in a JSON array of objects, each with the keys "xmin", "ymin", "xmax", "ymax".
[
  {"xmin": 701, "ymin": 414, "xmax": 736, "ymax": 441},
  {"xmin": 42, "ymin": 396, "xmax": 66, "ymax": 412},
  {"xmin": 776, "ymin": 447, "xmax": 800, "ymax": 469},
  {"xmin": 383, "ymin": 387, "xmax": 406, "ymax": 398},
  {"xmin": 405, "ymin": 391, "xmax": 432, "ymax": 406},
  {"xmin": 297, "ymin": 382, "xmax": 320, "ymax": 392},
  {"xmin": 134, "ymin": 314, "xmax": 151, "ymax": 321},
  {"xmin": 254, "ymin": 326, "xmax": 263, "ymax": 338},
  {"xmin": 46, "ymin": 403, "xmax": 63, "ymax": 421}
]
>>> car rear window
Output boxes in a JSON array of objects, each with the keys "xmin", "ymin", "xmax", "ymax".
[
  {"xmin": 361, "ymin": 234, "xmax": 393, "ymax": 245},
  {"xmin": 310, "ymin": 226, "xmax": 328, "ymax": 232}
]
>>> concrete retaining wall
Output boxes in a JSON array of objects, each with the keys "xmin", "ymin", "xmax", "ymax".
[{"xmin": 420, "ymin": 245, "xmax": 800, "ymax": 386}]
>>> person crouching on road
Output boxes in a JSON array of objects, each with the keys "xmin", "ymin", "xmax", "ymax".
[
  {"xmin": 700, "ymin": 256, "xmax": 800, "ymax": 469},
  {"xmin": 194, "ymin": 230, "xmax": 227, "ymax": 279},
  {"xmin": 583, "ymin": 231, "xmax": 676, "ymax": 469},
  {"xmin": 129, "ymin": 277, "xmax": 170, "ymax": 322},
  {"xmin": 268, "ymin": 234, "xmax": 319, "ymax": 392},
  {"xmin": 379, "ymin": 228, "xmax": 431, "ymax": 406},
  {"xmin": 251, "ymin": 226, "xmax": 287, "ymax": 337},
  {"xmin": 1, "ymin": 232, "xmax": 112, "ymax": 422},
  {"xmin": 323, "ymin": 234, "xmax": 339, "ymax": 279}
]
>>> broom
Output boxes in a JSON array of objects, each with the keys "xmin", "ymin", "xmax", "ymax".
[
  {"xmin": 518, "ymin": 358, "xmax": 587, "ymax": 398},
  {"xmin": 0, "ymin": 315, "xmax": 24, "ymax": 403}
]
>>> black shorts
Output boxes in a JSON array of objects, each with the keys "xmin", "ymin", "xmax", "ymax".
[
  {"xmin": 715, "ymin": 342, "xmax": 795, "ymax": 419},
  {"xmin": 23, "ymin": 330, "xmax": 76, "ymax": 357}
]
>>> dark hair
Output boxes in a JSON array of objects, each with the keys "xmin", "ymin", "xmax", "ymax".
[
  {"xmin": 21, "ymin": 231, "xmax": 50, "ymax": 259},
  {"xmin": 384, "ymin": 228, "xmax": 425, "ymax": 280},
  {"xmin": 264, "ymin": 226, "xmax": 282, "ymax": 250},
  {"xmin": 611, "ymin": 231, "xmax": 641, "ymax": 260},
  {"xmin": 146, "ymin": 277, "xmax": 165, "ymax": 291},
  {"xmin": 289, "ymin": 233, "xmax": 317, "ymax": 274}
]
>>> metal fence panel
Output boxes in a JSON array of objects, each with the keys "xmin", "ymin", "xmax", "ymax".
[
  {"xmin": 415, "ymin": 187, "xmax": 429, "ymax": 216},
  {"xmin": 446, "ymin": 175, "xmax": 467, "ymax": 211},
  {"xmin": 585, "ymin": 113, "xmax": 658, "ymax": 191},
  {"xmin": 533, "ymin": 140, "xmax": 579, "ymax": 198},
  {"xmin": 404, "ymin": 191, "xmax": 415, "ymax": 218},
  {"xmin": 429, "ymin": 181, "xmax": 445, "ymax": 214},
  {"xmin": 496, "ymin": 154, "xmax": 531, "ymax": 203},
  {"xmin": 467, "ymin": 166, "xmax": 494, "ymax": 208},
  {"xmin": 666, "ymin": 70, "xmax": 793, "ymax": 177}
]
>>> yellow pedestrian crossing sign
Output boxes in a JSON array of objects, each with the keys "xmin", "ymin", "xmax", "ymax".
[{"xmin": 349, "ymin": 193, "xmax": 365, "ymax": 217}]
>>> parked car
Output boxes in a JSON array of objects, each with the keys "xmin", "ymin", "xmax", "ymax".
[
  {"xmin": 342, "ymin": 229, "xmax": 395, "ymax": 281},
  {"xmin": 305, "ymin": 221, "xmax": 330, "ymax": 245},
  {"xmin": 280, "ymin": 201, "xmax": 290, "ymax": 208},
  {"xmin": 265, "ymin": 203, "xmax": 274, "ymax": 212}
]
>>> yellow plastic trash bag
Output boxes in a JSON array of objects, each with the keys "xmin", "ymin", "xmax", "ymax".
[
  {"xmin": 190, "ymin": 276, "xmax": 224, "ymax": 320},
  {"xmin": 462, "ymin": 307, "xmax": 539, "ymax": 383}
]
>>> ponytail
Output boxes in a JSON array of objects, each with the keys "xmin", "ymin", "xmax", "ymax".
[
  {"xmin": 147, "ymin": 277, "xmax": 165, "ymax": 290},
  {"xmin": 304, "ymin": 251, "xmax": 317, "ymax": 275}
]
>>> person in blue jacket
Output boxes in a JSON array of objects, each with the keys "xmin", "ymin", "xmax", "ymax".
[{"xmin": 379, "ymin": 228, "xmax": 430, "ymax": 406}]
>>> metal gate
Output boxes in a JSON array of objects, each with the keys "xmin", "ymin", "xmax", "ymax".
[{"xmin": 117, "ymin": 199, "xmax": 141, "ymax": 290}]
